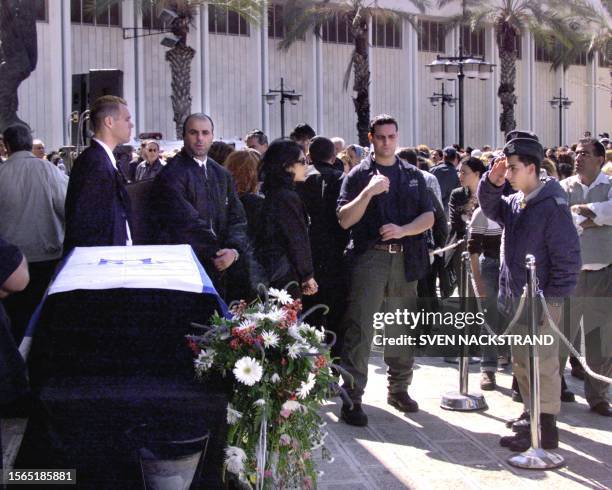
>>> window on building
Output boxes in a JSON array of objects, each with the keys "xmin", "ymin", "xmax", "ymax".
[
  {"xmin": 71, "ymin": 0, "xmax": 120, "ymax": 27},
  {"xmin": 418, "ymin": 20, "xmax": 445, "ymax": 53},
  {"xmin": 142, "ymin": 3, "xmax": 165, "ymax": 30},
  {"xmin": 268, "ymin": 4, "xmax": 285, "ymax": 39},
  {"xmin": 35, "ymin": 0, "xmax": 48, "ymax": 22},
  {"xmin": 461, "ymin": 25, "xmax": 485, "ymax": 56},
  {"xmin": 372, "ymin": 15, "xmax": 401, "ymax": 49},
  {"xmin": 321, "ymin": 12, "xmax": 354, "ymax": 45},
  {"xmin": 534, "ymin": 39, "xmax": 554, "ymax": 62},
  {"xmin": 209, "ymin": 4, "xmax": 249, "ymax": 36},
  {"xmin": 572, "ymin": 51, "xmax": 588, "ymax": 66}
]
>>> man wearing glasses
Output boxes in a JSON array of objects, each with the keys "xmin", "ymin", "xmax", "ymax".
[{"xmin": 134, "ymin": 140, "xmax": 164, "ymax": 181}]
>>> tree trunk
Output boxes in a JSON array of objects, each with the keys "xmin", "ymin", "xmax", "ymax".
[
  {"xmin": 496, "ymin": 23, "xmax": 518, "ymax": 136},
  {"xmin": 166, "ymin": 44, "xmax": 195, "ymax": 140},
  {"xmin": 351, "ymin": 14, "xmax": 370, "ymax": 147},
  {"xmin": 0, "ymin": 0, "xmax": 37, "ymax": 132}
]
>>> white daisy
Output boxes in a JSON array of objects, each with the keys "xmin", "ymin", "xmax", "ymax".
[
  {"xmin": 264, "ymin": 306, "xmax": 286, "ymax": 322},
  {"xmin": 224, "ymin": 446, "xmax": 247, "ymax": 474},
  {"xmin": 270, "ymin": 373, "xmax": 281, "ymax": 384},
  {"xmin": 261, "ymin": 330, "xmax": 280, "ymax": 349},
  {"xmin": 232, "ymin": 356, "xmax": 263, "ymax": 386},
  {"xmin": 288, "ymin": 324, "xmax": 304, "ymax": 342},
  {"xmin": 297, "ymin": 373, "xmax": 317, "ymax": 399},
  {"xmin": 237, "ymin": 320, "xmax": 255, "ymax": 331},
  {"xmin": 268, "ymin": 288, "xmax": 293, "ymax": 305},
  {"xmin": 286, "ymin": 343, "xmax": 303, "ymax": 359},
  {"xmin": 254, "ymin": 398, "xmax": 266, "ymax": 407},
  {"xmin": 194, "ymin": 348, "xmax": 215, "ymax": 370},
  {"xmin": 226, "ymin": 404, "xmax": 243, "ymax": 425},
  {"xmin": 281, "ymin": 400, "xmax": 304, "ymax": 413}
]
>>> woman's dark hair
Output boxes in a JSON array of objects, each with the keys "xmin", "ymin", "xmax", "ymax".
[
  {"xmin": 208, "ymin": 141, "xmax": 234, "ymax": 165},
  {"xmin": 261, "ymin": 139, "xmax": 303, "ymax": 192},
  {"xmin": 459, "ymin": 156, "xmax": 486, "ymax": 176},
  {"xmin": 557, "ymin": 162, "xmax": 574, "ymax": 180}
]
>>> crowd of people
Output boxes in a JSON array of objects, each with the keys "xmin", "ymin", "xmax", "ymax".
[{"xmin": 1, "ymin": 95, "xmax": 611, "ymax": 458}]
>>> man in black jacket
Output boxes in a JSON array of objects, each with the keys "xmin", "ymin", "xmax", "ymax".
[
  {"xmin": 430, "ymin": 146, "xmax": 460, "ymax": 213},
  {"xmin": 153, "ymin": 114, "xmax": 250, "ymax": 295},
  {"xmin": 64, "ymin": 95, "xmax": 134, "ymax": 252},
  {"xmin": 298, "ymin": 136, "xmax": 349, "ymax": 357}
]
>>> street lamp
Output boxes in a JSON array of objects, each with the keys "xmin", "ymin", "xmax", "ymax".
[
  {"xmin": 263, "ymin": 78, "xmax": 302, "ymax": 138},
  {"xmin": 429, "ymin": 83, "xmax": 457, "ymax": 148},
  {"xmin": 426, "ymin": 46, "xmax": 494, "ymax": 148},
  {"xmin": 549, "ymin": 88, "xmax": 572, "ymax": 147}
]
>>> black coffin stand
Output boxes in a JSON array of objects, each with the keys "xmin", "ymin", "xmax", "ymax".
[{"xmin": 16, "ymin": 288, "xmax": 229, "ymax": 489}]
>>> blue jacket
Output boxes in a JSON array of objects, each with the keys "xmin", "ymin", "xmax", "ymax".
[{"xmin": 477, "ymin": 174, "xmax": 581, "ymax": 316}]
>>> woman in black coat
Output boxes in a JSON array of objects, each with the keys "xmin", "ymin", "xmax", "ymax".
[{"xmin": 256, "ymin": 139, "xmax": 318, "ymax": 298}]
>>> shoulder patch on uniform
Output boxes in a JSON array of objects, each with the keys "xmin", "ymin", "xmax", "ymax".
[{"xmin": 554, "ymin": 196, "xmax": 568, "ymax": 206}]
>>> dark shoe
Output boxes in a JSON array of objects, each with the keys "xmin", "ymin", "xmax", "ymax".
[
  {"xmin": 340, "ymin": 403, "xmax": 368, "ymax": 426},
  {"xmin": 480, "ymin": 371, "xmax": 496, "ymax": 391},
  {"xmin": 561, "ymin": 375, "xmax": 576, "ymax": 403},
  {"xmin": 387, "ymin": 392, "xmax": 419, "ymax": 413},
  {"xmin": 501, "ymin": 414, "xmax": 559, "ymax": 452},
  {"xmin": 511, "ymin": 376, "xmax": 522, "ymax": 403},
  {"xmin": 590, "ymin": 401, "xmax": 612, "ymax": 417},
  {"xmin": 569, "ymin": 356, "xmax": 585, "ymax": 380},
  {"xmin": 505, "ymin": 411, "xmax": 529, "ymax": 430}
]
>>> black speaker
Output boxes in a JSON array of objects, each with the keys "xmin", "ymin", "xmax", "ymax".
[{"xmin": 88, "ymin": 69, "xmax": 124, "ymax": 105}]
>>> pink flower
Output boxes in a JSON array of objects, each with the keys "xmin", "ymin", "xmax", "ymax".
[
  {"xmin": 279, "ymin": 434, "xmax": 291, "ymax": 446},
  {"xmin": 280, "ymin": 409, "xmax": 291, "ymax": 418},
  {"xmin": 264, "ymin": 470, "xmax": 273, "ymax": 478}
]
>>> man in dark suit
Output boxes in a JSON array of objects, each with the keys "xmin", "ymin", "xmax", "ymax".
[
  {"xmin": 153, "ymin": 114, "xmax": 251, "ymax": 295},
  {"xmin": 430, "ymin": 146, "xmax": 460, "ymax": 213},
  {"xmin": 64, "ymin": 96, "xmax": 134, "ymax": 252}
]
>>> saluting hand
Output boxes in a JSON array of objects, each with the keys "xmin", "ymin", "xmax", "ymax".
[
  {"xmin": 302, "ymin": 278, "xmax": 318, "ymax": 296},
  {"xmin": 365, "ymin": 171, "xmax": 390, "ymax": 197},
  {"xmin": 488, "ymin": 156, "xmax": 507, "ymax": 187}
]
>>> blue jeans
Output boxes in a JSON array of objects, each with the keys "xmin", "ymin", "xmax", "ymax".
[{"xmin": 478, "ymin": 256, "xmax": 507, "ymax": 372}]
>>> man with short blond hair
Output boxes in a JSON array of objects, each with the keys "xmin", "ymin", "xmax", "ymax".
[{"xmin": 64, "ymin": 95, "xmax": 134, "ymax": 252}]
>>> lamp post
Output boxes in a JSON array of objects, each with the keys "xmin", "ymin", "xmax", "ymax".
[
  {"xmin": 429, "ymin": 83, "xmax": 457, "ymax": 148},
  {"xmin": 264, "ymin": 78, "xmax": 302, "ymax": 138},
  {"xmin": 549, "ymin": 88, "xmax": 572, "ymax": 147},
  {"xmin": 426, "ymin": 45, "xmax": 494, "ymax": 148}
]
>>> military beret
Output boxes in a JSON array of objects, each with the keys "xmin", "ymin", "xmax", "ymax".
[
  {"xmin": 503, "ymin": 137, "xmax": 544, "ymax": 163},
  {"xmin": 505, "ymin": 130, "xmax": 539, "ymax": 143}
]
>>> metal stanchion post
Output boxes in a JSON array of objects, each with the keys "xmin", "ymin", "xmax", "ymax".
[
  {"xmin": 508, "ymin": 255, "xmax": 564, "ymax": 469},
  {"xmin": 441, "ymin": 252, "xmax": 488, "ymax": 411}
]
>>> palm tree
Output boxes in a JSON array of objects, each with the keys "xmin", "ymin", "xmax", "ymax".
[
  {"xmin": 441, "ymin": 0, "xmax": 577, "ymax": 136},
  {"xmin": 0, "ymin": 0, "xmax": 37, "ymax": 132},
  {"xmin": 93, "ymin": 0, "xmax": 263, "ymax": 138},
  {"xmin": 280, "ymin": 0, "xmax": 427, "ymax": 146}
]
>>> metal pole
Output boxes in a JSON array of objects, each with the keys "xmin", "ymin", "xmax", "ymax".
[
  {"xmin": 508, "ymin": 254, "xmax": 564, "ymax": 469},
  {"xmin": 280, "ymin": 77, "xmax": 286, "ymax": 139},
  {"xmin": 459, "ymin": 251, "xmax": 470, "ymax": 395},
  {"xmin": 441, "ymin": 84, "xmax": 446, "ymax": 148},
  {"xmin": 558, "ymin": 88, "xmax": 563, "ymax": 147},
  {"xmin": 458, "ymin": 69, "xmax": 464, "ymax": 149},
  {"xmin": 440, "ymin": 251, "xmax": 487, "ymax": 411},
  {"xmin": 526, "ymin": 255, "xmax": 541, "ymax": 449}
]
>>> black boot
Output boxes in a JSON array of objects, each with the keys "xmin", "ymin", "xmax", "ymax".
[
  {"xmin": 561, "ymin": 375, "xmax": 575, "ymax": 402},
  {"xmin": 569, "ymin": 356, "xmax": 585, "ymax": 380},
  {"xmin": 500, "ymin": 413, "xmax": 559, "ymax": 452},
  {"xmin": 504, "ymin": 411, "xmax": 529, "ymax": 431}
]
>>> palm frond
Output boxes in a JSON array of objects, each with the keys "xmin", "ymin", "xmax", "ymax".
[{"xmin": 342, "ymin": 50, "xmax": 355, "ymax": 91}]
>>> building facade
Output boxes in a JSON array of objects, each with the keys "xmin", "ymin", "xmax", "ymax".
[{"xmin": 18, "ymin": 0, "xmax": 611, "ymax": 151}]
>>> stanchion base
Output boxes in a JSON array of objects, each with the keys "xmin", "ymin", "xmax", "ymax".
[
  {"xmin": 507, "ymin": 448, "xmax": 564, "ymax": 469},
  {"xmin": 440, "ymin": 391, "xmax": 488, "ymax": 411}
]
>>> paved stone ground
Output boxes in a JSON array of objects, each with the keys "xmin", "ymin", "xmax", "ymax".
[{"xmin": 316, "ymin": 354, "xmax": 612, "ymax": 490}]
